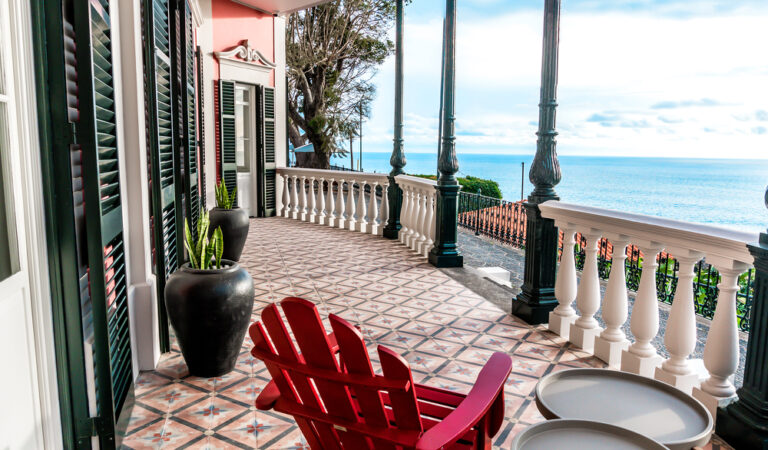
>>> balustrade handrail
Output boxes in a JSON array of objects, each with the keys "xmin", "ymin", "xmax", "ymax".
[
  {"xmin": 540, "ymin": 201, "xmax": 758, "ymax": 265},
  {"xmin": 278, "ymin": 167, "xmax": 388, "ymax": 184},
  {"xmin": 394, "ymin": 174, "xmax": 438, "ymax": 188}
]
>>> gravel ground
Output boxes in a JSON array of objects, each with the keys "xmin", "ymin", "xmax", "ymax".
[{"xmin": 455, "ymin": 228, "xmax": 748, "ymax": 386}]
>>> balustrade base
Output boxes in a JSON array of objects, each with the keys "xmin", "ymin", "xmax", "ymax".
[
  {"xmin": 568, "ymin": 324, "xmax": 603, "ymax": 353},
  {"xmin": 283, "ymin": 210, "xmax": 291, "ymax": 218},
  {"xmin": 291, "ymin": 211, "xmax": 300, "ymax": 220},
  {"xmin": 337, "ymin": 219, "xmax": 347, "ymax": 229},
  {"xmin": 594, "ymin": 337, "xmax": 629, "ymax": 368},
  {"xmin": 315, "ymin": 216, "xmax": 327, "ymax": 226},
  {"xmin": 308, "ymin": 213, "xmax": 316, "ymax": 223},
  {"xmin": 547, "ymin": 312, "xmax": 576, "ymax": 339},
  {"xmin": 356, "ymin": 222, "xmax": 369, "ymax": 234},
  {"xmin": 370, "ymin": 223, "xmax": 383, "ymax": 236},
  {"xmin": 512, "ymin": 294, "xmax": 558, "ymax": 325},
  {"xmin": 654, "ymin": 366, "xmax": 700, "ymax": 395},
  {"xmin": 427, "ymin": 251, "xmax": 463, "ymax": 268},
  {"xmin": 300, "ymin": 212, "xmax": 309, "ymax": 222},
  {"xmin": 620, "ymin": 351, "xmax": 662, "ymax": 378},
  {"xmin": 717, "ymin": 400, "xmax": 768, "ymax": 450},
  {"xmin": 347, "ymin": 221, "xmax": 357, "ymax": 232},
  {"xmin": 693, "ymin": 387, "xmax": 737, "ymax": 427}
]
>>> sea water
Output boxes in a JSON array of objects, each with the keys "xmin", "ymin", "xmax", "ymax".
[{"xmin": 331, "ymin": 153, "xmax": 768, "ymax": 234}]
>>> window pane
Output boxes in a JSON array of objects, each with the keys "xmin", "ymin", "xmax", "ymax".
[{"xmin": 0, "ymin": 103, "xmax": 14, "ymax": 281}]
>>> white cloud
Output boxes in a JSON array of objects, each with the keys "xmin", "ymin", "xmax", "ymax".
[{"xmin": 362, "ymin": 7, "xmax": 768, "ymax": 159}]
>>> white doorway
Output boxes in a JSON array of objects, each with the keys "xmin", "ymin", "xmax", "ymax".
[{"xmin": 235, "ymin": 83, "xmax": 257, "ymax": 217}]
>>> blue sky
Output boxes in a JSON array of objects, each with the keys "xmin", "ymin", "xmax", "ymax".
[{"xmin": 358, "ymin": 0, "xmax": 768, "ymax": 158}]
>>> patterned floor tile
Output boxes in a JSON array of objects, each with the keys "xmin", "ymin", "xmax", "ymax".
[{"xmin": 118, "ymin": 217, "xmax": 728, "ymax": 449}]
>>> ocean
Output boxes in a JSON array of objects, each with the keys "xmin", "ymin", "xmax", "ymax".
[{"xmin": 331, "ymin": 153, "xmax": 768, "ymax": 234}]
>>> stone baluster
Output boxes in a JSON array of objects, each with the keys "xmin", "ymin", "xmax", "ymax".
[
  {"xmin": 282, "ymin": 174, "xmax": 291, "ymax": 218},
  {"xmin": 316, "ymin": 178, "xmax": 327, "ymax": 225},
  {"xmin": 357, "ymin": 181, "xmax": 368, "ymax": 233},
  {"xmin": 326, "ymin": 178, "xmax": 336, "ymax": 227},
  {"xmin": 655, "ymin": 249, "xmax": 704, "ymax": 393},
  {"xmin": 406, "ymin": 187, "xmax": 419, "ymax": 247},
  {"xmin": 378, "ymin": 182, "xmax": 389, "ymax": 235},
  {"xmin": 400, "ymin": 185, "xmax": 411, "ymax": 243},
  {"xmin": 346, "ymin": 181, "xmax": 357, "ymax": 231},
  {"xmin": 336, "ymin": 178, "xmax": 346, "ymax": 229},
  {"xmin": 569, "ymin": 232, "xmax": 604, "ymax": 352},
  {"xmin": 299, "ymin": 176, "xmax": 308, "ymax": 221},
  {"xmin": 594, "ymin": 237, "xmax": 631, "ymax": 367},
  {"xmin": 369, "ymin": 182, "xmax": 380, "ymax": 235},
  {"xmin": 694, "ymin": 260, "xmax": 749, "ymax": 419},
  {"xmin": 422, "ymin": 191, "xmax": 435, "ymax": 257},
  {"xmin": 308, "ymin": 177, "xmax": 317, "ymax": 223},
  {"xmin": 549, "ymin": 227, "xmax": 578, "ymax": 338},
  {"xmin": 415, "ymin": 189, "xmax": 429, "ymax": 252},
  {"xmin": 291, "ymin": 175, "xmax": 300, "ymax": 220},
  {"xmin": 622, "ymin": 242, "xmax": 665, "ymax": 377}
]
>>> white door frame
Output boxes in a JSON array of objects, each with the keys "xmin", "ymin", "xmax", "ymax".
[{"xmin": 0, "ymin": 0, "xmax": 63, "ymax": 447}]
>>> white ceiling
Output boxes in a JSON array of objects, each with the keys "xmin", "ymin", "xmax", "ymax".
[{"xmin": 232, "ymin": 0, "xmax": 333, "ymax": 15}]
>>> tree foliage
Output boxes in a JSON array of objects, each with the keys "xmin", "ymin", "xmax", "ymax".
[{"xmin": 286, "ymin": 0, "xmax": 396, "ymax": 168}]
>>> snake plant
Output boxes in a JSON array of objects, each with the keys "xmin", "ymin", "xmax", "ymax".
[
  {"xmin": 215, "ymin": 180, "xmax": 238, "ymax": 209},
  {"xmin": 184, "ymin": 209, "xmax": 224, "ymax": 270}
]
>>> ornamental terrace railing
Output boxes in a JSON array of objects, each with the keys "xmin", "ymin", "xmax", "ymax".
[
  {"xmin": 456, "ymin": 191, "xmax": 755, "ymax": 332},
  {"xmin": 458, "ymin": 191, "xmax": 526, "ymax": 248},
  {"xmin": 394, "ymin": 175, "xmax": 437, "ymax": 257},
  {"xmin": 540, "ymin": 200, "xmax": 758, "ymax": 419}
]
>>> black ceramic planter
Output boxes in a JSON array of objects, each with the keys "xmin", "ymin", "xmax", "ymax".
[
  {"xmin": 209, "ymin": 207, "xmax": 249, "ymax": 262},
  {"xmin": 165, "ymin": 261, "xmax": 254, "ymax": 377}
]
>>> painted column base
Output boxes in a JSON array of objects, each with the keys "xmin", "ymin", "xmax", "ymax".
[
  {"xmin": 568, "ymin": 324, "xmax": 603, "ymax": 353},
  {"xmin": 693, "ymin": 387, "xmax": 737, "ymax": 426},
  {"xmin": 513, "ymin": 295, "xmax": 558, "ymax": 325},
  {"xmin": 356, "ymin": 221, "xmax": 369, "ymax": 234},
  {"xmin": 300, "ymin": 212, "xmax": 308, "ymax": 222},
  {"xmin": 347, "ymin": 221, "xmax": 357, "ymax": 232},
  {"xmin": 716, "ymin": 399, "xmax": 768, "ymax": 449},
  {"xmin": 308, "ymin": 213, "xmax": 316, "ymax": 223},
  {"xmin": 594, "ymin": 337, "xmax": 629, "ymax": 368},
  {"xmin": 370, "ymin": 223, "xmax": 382, "ymax": 236},
  {"xmin": 620, "ymin": 350, "xmax": 662, "ymax": 377},
  {"xmin": 383, "ymin": 227, "xmax": 400, "ymax": 239},
  {"xmin": 654, "ymin": 366, "xmax": 700, "ymax": 395},
  {"xmin": 400, "ymin": 230, "xmax": 410, "ymax": 244},
  {"xmin": 427, "ymin": 250, "xmax": 463, "ymax": 268},
  {"xmin": 548, "ymin": 312, "xmax": 576, "ymax": 339},
  {"xmin": 282, "ymin": 210, "xmax": 291, "ymax": 218},
  {"xmin": 315, "ymin": 215, "xmax": 327, "ymax": 226},
  {"xmin": 337, "ymin": 218, "xmax": 347, "ymax": 229},
  {"xmin": 291, "ymin": 211, "xmax": 299, "ymax": 220},
  {"xmin": 423, "ymin": 243, "xmax": 433, "ymax": 258},
  {"xmin": 415, "ymin": 239, "xmax": 428, "ymax": 255}
]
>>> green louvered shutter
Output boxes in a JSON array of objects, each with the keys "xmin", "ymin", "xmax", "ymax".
[
  {"xmin": 219, "ymin": 79, "xmax": 237, "ymax": 196},
  {"xmin": 262, "ymin": 86, "xmax": 277, "ymax": 216},
  {"xmin": 74, "ymin": 0, "xmax": 132, "ymax": 433},
  {"xmin": 196, "ymin": 46, "xmax": 206, "ymax": 210},
  {"xmin": 144, "ymin": 0, "xmax": 179, "ymax": 350},
  {"xmin": 182, "ymin": 2, "xmax": 199, "ymax": 234}
]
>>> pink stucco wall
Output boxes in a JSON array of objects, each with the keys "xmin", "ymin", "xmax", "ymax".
[{"xmin": 211, "ymin": 0, "xmax": 275, "ymax": 86}]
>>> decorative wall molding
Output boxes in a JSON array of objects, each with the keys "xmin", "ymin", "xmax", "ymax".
[
  {"xmin": 189, "ymin": 0, "xmax": 204, "ymax": 28},
  {"xmin": 214, "ymin": 40, "xmax": 276, "ymax": 69}
]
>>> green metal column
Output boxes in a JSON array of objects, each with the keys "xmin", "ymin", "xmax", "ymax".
[
  {"xmin": 513, "ymin": 0, "xmax": 562, "ymax": 323},
  {"xmin": 383, "ymin": 0, "xmax": 406, "ymax": 239},
  {"xmin": 428, "ymin": 0, "xmax": 463, "ymax": 268},
  {"xmin": 717, "ymin": 186, "xmax": 768, "ymax": 448}
]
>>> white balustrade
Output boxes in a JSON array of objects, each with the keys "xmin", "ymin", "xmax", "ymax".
[
  {"xmin": 539, "ymin": 201, "xmax": 757, "ymax": 421},
  {"xmin": 277, "ymin": 168, "xmax": 388, "ymax": 238},
  {"xmin": 395, "ymin": 175, "xmax": 438, "ymax": 259}
]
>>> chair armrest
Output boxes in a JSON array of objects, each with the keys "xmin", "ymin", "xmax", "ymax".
[
  {"xmin": 415, "ymin": 352, "xmax": 512, "ymax": 450},
  {"xmin": 255, "ymin": 380, "xmax": 280, "ymax": 410}
]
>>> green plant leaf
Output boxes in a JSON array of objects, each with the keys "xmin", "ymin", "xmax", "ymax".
[
  {"xmin": 214, "ymin": 226, "xmax": 224, "ymax": 269},
  {"xmin": 204, "ymin": 235, "xmax": 215, "ymax": 269},
  {"xmin": 200, "ymin": 237, "xmax": 209, "ymax": 270},
  {"xmin": 229, "ymin": 187, "xmax": 237, "ymax": 209},
  {"xmin": 184, "ymin": 219, "xmax": 199, "ymax": 269}
]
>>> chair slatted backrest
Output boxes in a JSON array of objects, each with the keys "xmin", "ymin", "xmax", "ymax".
[{"xmin": 250, "ymin": 297, "xmax": 424, "ymax": 449}]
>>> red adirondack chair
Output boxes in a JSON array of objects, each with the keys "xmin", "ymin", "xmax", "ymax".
[{"xmin": 249, "ymin": 297, "xmax": 513, "ymax": 449}]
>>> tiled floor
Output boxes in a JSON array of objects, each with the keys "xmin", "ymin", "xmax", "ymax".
[{"xmin": 119, "ymin": 217, "xmax": 729, "ymax": 449}]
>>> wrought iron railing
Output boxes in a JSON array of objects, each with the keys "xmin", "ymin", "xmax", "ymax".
[
  {"xmin": 455, "ymin": 191, "xmax": 755, "ymax": 332},
  {"xmin": 458, "ymin": 191, "xmax": 526, "ymax": 248}
]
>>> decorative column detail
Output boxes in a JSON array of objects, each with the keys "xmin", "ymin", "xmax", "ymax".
[
  {"xmin": 694, "ymin": 261, "xmax": 749, "ymax": 420},
  {"xmin": 569, "ymin": 232, "xmax": 604, "ymax": 352},
  {"xmin": 621, "ymin": 243, "xmax": 665, "ymax": 377},
  {"xmin": 717, "ymin": 190, "xmax": 768, "ymax": 448},
  {"xmin": 336, "ymin": 179, "xmax": 346, "ymax": 229},
  {"xmin": 655, "ymin": 250, "xmax": 704, "ymax": 393},
  {"xmin": 428, "ymin": 0, "xmax": 463, "ymax": 268},
  {"xmin": 513, "ymin": 0, "xmax": 562, "ymax": 323},
  {"xmin": 282, "ymin": 174, "xmax": 291, "ymax": 218},
  {"xmin": 379, "ymin": 182, "xmax": 389, "ymax": 235},
  {"xmin": 299, "ymin": 176, "xmax": 308, "ymax": 221},
  {"xmin": 346, "ymin": 181, "xmax": 357, "ymax": 231},
  {"xmin": 369, "ymin": 182, "xmax": 380, "ymax": 235},
  {"xmin": 383, "ymin": 0, "xmax": 406, "ymax": 240},
  {"xmin": 291, "ymin": 175, "xmax": 300, "ymax": 220},
  {"xmin": 316, "ymin": 178, "xmax": 327, "ymax": 225},
  {"xmin": 549, "ymin": 227, "xmax": 578, "ymax": 338},
  {"xmin": 308, "ymin": 177, "xmax": 317, "ymax": 223},
  {"xmin": 327, "ymin": 179, "xmax": 336, "ymax": 227},
  {"xmin": 594, "ymin": 237, "xmax": 631, "ymax": 368},
  {"xmin": 357, "ymin": 181, "xmax": 368, "ymax": 233}
]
